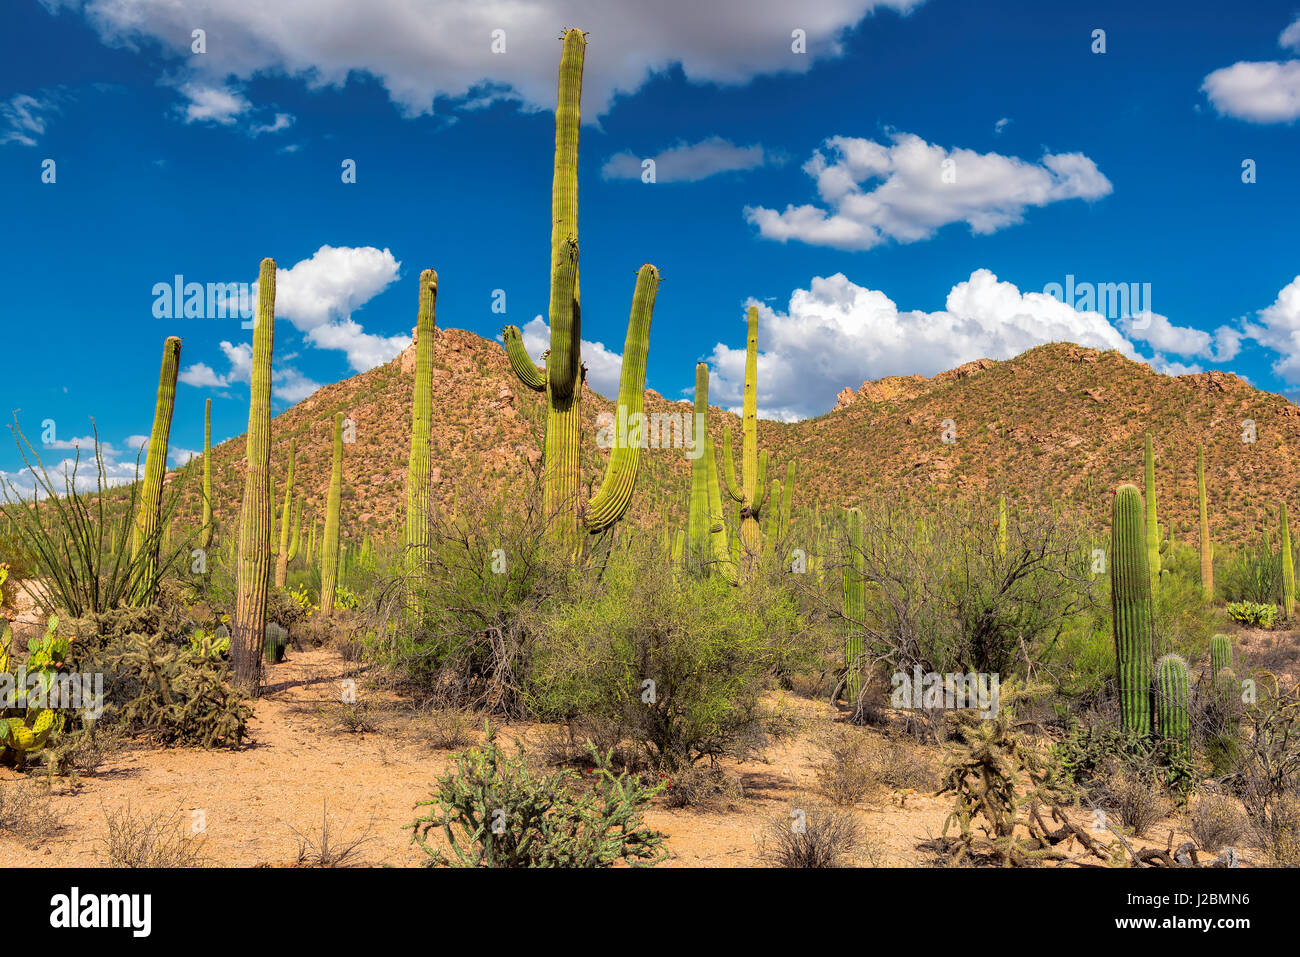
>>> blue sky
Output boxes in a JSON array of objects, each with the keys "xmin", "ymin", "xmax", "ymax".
[{"xmin": 3, "ymin": 0, "xmax": 1300, "ymax": 487}]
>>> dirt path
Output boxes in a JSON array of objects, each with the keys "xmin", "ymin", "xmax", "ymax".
[{"xmin": 0, "ymin": 646, "xmax": 1201, "ymax": 867}]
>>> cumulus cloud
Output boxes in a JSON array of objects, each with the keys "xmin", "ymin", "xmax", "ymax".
[
  {"xmin": 177, "ymin": 82, "xmax": 250, "ymax": 125},
  {"xmin": 1, "ymin": 91, "xmax": 60, "ymax": 146},
  {"xmin": 706, "ymin": 269, "xmax": 1146, "ymax": 420},
  {"xmin": 745, "ymin": 133, "xmax": 1112, "ymax": 251},
  {"xmin": 1243, "ymin": 275, "xmax": 1300, "ymax": 381},
  {"xmin": 511, "ymin": 316, "xmax": 625, "ymax": 399},
  {"xmin": 43, "ymin": 0, "xmax": 923, "ymax": 118},
  {"xmin": 1119, "ymin": 313, "xmax": 1241, "ymax": 363},
  {"xmin": 602, "ymin": 137, "xmax": 769, "ymax": 182},
  {"xmin": 1202, "ymin": 17, "xmax": 1300, "ymax": 123}
]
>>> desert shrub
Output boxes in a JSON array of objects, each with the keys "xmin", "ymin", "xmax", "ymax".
[
  {"xmin": 1218, "ymin": 537, "xmax": 1282, "ymax": 605},
  {"xmin": 420, "ymin": 706, "xmax": 478, "ymax": 751},
  {"xmin": 99, "ymin": 803, "xmax": 206, "ymax": 867},
  {"xmin": 1106, "ymin": 770, "xmax": 1170, "ymax": 837},
  {"xmin": 1054, "ymin": 719, "xmax": 1194, "ymax": 795},
  {"xmin": 659, "ymin": 763, "xmax": 745, "ymax": 811},
  {"xmin": 1229, "ymin": 678, "xmax": 1300, "ymax": 864},
  {"xmin": 409, "ymin": 729, "xmax": 667, "ymax": 868},
  {"xmin": 757, "ymin": 804, "xmax": 863, "ymax": 868},
  {"xmin": 289, "ymin": 802, "xmax": 376, "ymax": 868},
  {"xmin": 525, "ymin": 542, "xmax": 774, "ymax": 771},
  {"xmin": 1226, "ymin": 601, "xmax": 1276, "ymax": 628},
  {"xmin": 1152, "ymin": 571, "xmax": 1219, "ymax": 660},
  {"xmin": 814, "ymin": 727, "xmax": 940, "ymax": 807},
  {"xmin": 1190, "ymin": 791, "xmax": 1247, "ymax": 853},
  {"xmin": 0, "ymin": 779, "xmax": 62, "ymax": 842}
]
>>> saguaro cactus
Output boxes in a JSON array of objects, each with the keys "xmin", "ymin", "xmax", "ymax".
[
  {"xmin": 1198, "ymin": 444, "xmax": 1213, "ymax": 599},
  {"xmin": 406, "ymin": 269, "xmax": 438, "ymax": 574},
  {"xmin": 843, "ymin": 507, "xmax": 866, "ymax": 707},
  {"xmin": 232, "ymin": 258, "xmax": 276, "ymax": 694},
  {"xmin": 501, "ymin": 29, "xmax": 660, "ymax": 544},
  {"xmin": 320, "ymin": 413, "xmax": 344, "ymax": 615},
  {"xmin": 1210, "ymin": 633, "xmax": 1232, "ymax": 678},
  {"xmin": 1111, "ymin": 484, "xmax": 1154, "ymax": 736},
  {"xmin": 201, "ymin": 397, "xmax": 213, "ymax": 548},
  {"xmin": 288, "ymin": 496, "xmax": 302, "ymax": 562},
  {"xmin": 720, "ymin": 306, "xmax": 770, "ymax": 574},
  {"xmin": 1144, "ymin": 434, "xmax": 1161, "ymax": 592},
  {"xmin": 997, "ymin": 494, "xmax": 1008, "ymax": 558},
  {"xmin": 777, "ymin": 461, "xmax": 795, "ymax": 540},
  {"xmin": 1282, "ymin": 502, "xmax": 1295, "ymax": 619},
  {"xmin": 274, "ymin": 439, "xmax": 296, "ymax": 588},
  {"xmin": 687, "ymin": 362, "xmax": 711, "ymax": 570},
  {"xmin": 1155, "ymin": 653, "xmax": 1191, "ymax": 757},
  {"xmin": 705, "ymin": 434, "xmax": 737, "ymax": 583},
  {"xmin": 130, "ymin": 336, "xmax": 182, "ymax": 604}
]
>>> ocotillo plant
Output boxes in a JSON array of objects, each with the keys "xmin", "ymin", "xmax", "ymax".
[
  {"xmin": 320, "ymin": 413, "xmax": 344, "ymax": 615},
  {"xmin": 129, "ymin": 335, "xmax": 181, "ymax": 604},
  {"xmin": 721, "ymin": 305, "xmax": 769, "ymax": 574},
  {"xmin": 1155, "ymin": 653, "xmax": 1191, "ymax": 757},
  {"xmin": 501, "ymin": 29, "xmax": 660, "ymax": 545},
  {"xmin": 1198, "ymin": 444, "xmax": 1213, "ymax": 599},
  {"xmin": 1282, "ymin": 501, "xmax": 1295, "ymax": 619},
  {"xmin": 843, "ymin": 507, "xmax": 866, "ymax": 708},
  {"xmin": 231, "ymin": 258, "xmax": 276, "ymax": 694},
  {"xmin": 1111, "ymin": 484, "xmax": 1154, "ymax": 735},
  {"xmin": 274, "ymin": 439, "xmax": 296, "ymax": 588},
  {"xmin": 1144, "ymin": 433, "xmax": 1161, "ymax": 592},
  {"xmin": 201, "ymin": 397, "xmax": 213, "ymax": 548},
  {"xmin": 405, "ymin": 269, "xmax": 438, "ymax": 578},
  {"xmin": 687, "ymin": 362, "xmax": 711, "ymax": 570},
  {"xmin": 1210, "ymin": 633, "xmax": 1232, "ymax": 677}
]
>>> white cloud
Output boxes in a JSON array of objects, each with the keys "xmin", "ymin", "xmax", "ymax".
[
  {"xmin": 706, "ymin": 269, "xmax": 1144, "ymax": 420},
  {"xmin": 44, "ymin": 0, "xmax": 923, "ymax": 118},
  {"xmin": 994, "ymin": 117, "xmax": 1010, "ymax": 134},
  {"xmin": 250, "ymin": 112, "xmax": 294, "ymax": 136},
  {"xmin": 602, "ymin": 137, "xmax": 769, "ymax": 182},
  {"xmin": 1119, "ymin": 313, "xmax": 1241, "ymax": 363},
  {"xmin": 514, "ymin": 316, "xmax": 624, "ymax": 399},
  {"xmin": 177, "ymin": 361, "xmax": 228, "ymax": 389},
  {"xmin": 1202, "ymin": 17, "xmax": 1300, "ymax": 123},
  {"xmin": 745, "ymin": 133, "xmax": 1112, "ymax": 251},
  {"xmin": 1, "ymin": 92, "xmax": 59, "ymax": 146},
  {"xmin": 1243, "ymin": 275, "xmax": 1300, "ymax": 381},
  {"xmin": 306, "ymin": 319, "xmax": 409, "ymax": 374},
  {"xmin": 177, "ymin": 82, "xmax": 250, "ymax": 125}
]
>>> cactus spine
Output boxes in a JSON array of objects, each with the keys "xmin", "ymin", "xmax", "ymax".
[
  {"xmin": 1198, "ymin": 444, "xmax": 1213, "ymax": 599},
  {"xmin": 843, "ymin": 507, "xmax": 866, "ymax": 707},
  {"xmin": 232, "ymin": 259, "xmax": 276, "ymax": 694},
  {"xmin": 1144, "ymin": 433, "xmax": 1161, "ymax": 592},
  {"xmin": 1282, "ymin": 501, "xmax": 1295, "ymax": 619},
  {"xmin": 274, "ymin": 439, "xmax": 296, "ymax": 588},
  {"xmin": 406, "ymin": 269, "xmax": 438, "ymax": 576},
  {"xmin": 129, "ymin": 336, "xmax": 181, "ymax": 604},
  {"xmin": 1210, "ymin": 633, "xmax": 1232, "ymax": 678},
  {"xmin": 721, "ymin": 305, "xmax": 769, "ymax": 574},
  {"xmin": 201, "ymin": 397, "xmax": 213, "ymax": 548},
  {"xmin": 501, "ymin": 29, "xmax": 659, "ymax": 544},
  {"xmin": 1155, "ymin": 653, "xmax": 1191, "ymax": 757},
  {"xmin": 1111, "ymin": 484, "xmax": 1154, "ymax": 736},
  {"xmin": 319, "ymin": 413, "xmax": 344, "ymax": 615}
]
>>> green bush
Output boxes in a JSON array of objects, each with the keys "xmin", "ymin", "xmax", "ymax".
[
  {"xmin": 408, "ymin": 727, "xmax": 667, "ymax": 867},
  {"xmin": 1226, "ymin": 600, "xmax": 1276, "ymax": 628}
]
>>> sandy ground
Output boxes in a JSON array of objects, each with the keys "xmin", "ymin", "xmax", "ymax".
[{"xmin": 0, "ymin": 645, "xmax": 1207, "ymax": 868}]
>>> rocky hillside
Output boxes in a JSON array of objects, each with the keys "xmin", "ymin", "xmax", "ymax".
[{"xmin": 179, "ymin": 330, "xmax": 1300, "ymax": 549}]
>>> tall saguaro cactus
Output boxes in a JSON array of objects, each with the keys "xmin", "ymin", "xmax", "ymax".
[
  {"xmin": 1155, "ymin": 653, "xmax": 1191, "ymax": 757},
  {"xmin": 720, "ymin": 306, "xmax": 769, "ymax": 574},
  {"xmin": 501, "ymin": 29, "xmax": 660, "ymax": 544},
  {"xmin": 130, "ymin": 336, "xmax": 182, "ymax": 605},
  {"xmin": 320, "ymin": 413, "xmax": 344, "ymax": 615},
  {"xmin": 201, "ymin": 397, "xmax": 213, "ymax": 549},
  {"xmin": 1198, "ymin": 444, "xmax": 1213, "ymax": 599},
  {"xmin": 288, "ymin": 496, "xmax": 302, "ymax": 562},
  {"xmin": 1111, "ymin": 484, "xmax": 1154, "ymax": 736},
  {"xmin": 843, "ymin": 507, "xmax": 866, "ymax": 707},
  {"xmin": 997, "ymin": 494, "xmax": 1008, "ymax": 558},
  {"xmin": 1144, "ymin": 433, "xmax": 1161, "ymax": 592},
  {"xmin": 274, "ymin": 439, "xmax": 296, "ymax": 588},
  {"xmin": 705, "ymin": 434, "xmax": 737, "ymax": 584},
  {"xmin": 1282, "ymin": 501, "xmax": 1295, "ymax": 619},
  {"xmin": 232, "ymin": 259, "xmax": 276, "ymax": 694},
  {"xmin": 405, "ymin": 269, "xmax": 438, "ymax": 574},
  {"xmin": 687, "ymin": 362, "xmax": 711, "ymax": 569}
]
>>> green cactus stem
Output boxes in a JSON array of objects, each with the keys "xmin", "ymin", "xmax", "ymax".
[
  {"xmin": 705, "ymin": 434, "xmax": 737, "ymax": 584},
  {"xmin": 1155, "ymin": 653, "xmax": 1191, "ymax": 757},
  {"xmin": 201, "ymin": 397, "xmax": 213, "ymax": 549},
  {"xmin": 1282, "ymin": 501, "xmax": 1295, "ymax": 619},
  {"xmin": 1144, "ymin": 433, "xmax": 1161, "ymax": 593},
  {"xmin": 288, "ymin": 495, "xmax": 303, "ymax": 563},
  {"xmin": 1210, "ymin": 633, "xmax": 1232, "ymax": 678},
  {"xmin": 777, "ymin": 461, "xmax": 795, "ymax": 540},
  {"xmin": 843, "ymin": 507, "xmax": 866, "ymax": 708},
  {"xmin": 1198, "ymin": 444, "xmax": 1213, "ymax": 599},
  {"xmin": 319, "ymin": 413, "xmax": 344, "ymax": 615},
  {"xmin": 687, "ymin": 362, "xmax": 710, "ymax": 570},
  {"xmin": 274, "ymin": 439, "xmax": 296, "ymax": 588},
  {"xmin": 997, "ymin": 494, "xmax": 1008, "ymax": 558},
  {"xmin": 129, "ymin": 335, "xmax": 181, "ymax": 604},
  {"xmin": 1111, "ymin": 483, "xmax": 1154, "ymax": 736},
  {"xmin": 406, "ymin": 269, "xmax": 438, "ymax": 577},
  {"xmin": 720, "ymin": 305, "xmax": 769, "ymax": 574},
  {"xmin": 231, "ymin": 259, "xmax": 276, "ymax": 694}
]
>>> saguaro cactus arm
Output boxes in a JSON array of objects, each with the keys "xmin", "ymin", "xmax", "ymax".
[
  {"xmin": 720, "ymin": 425, "xmax": 745, "ymax": 504},
  {"xmin": 546, "ymin": 28, "xmax": 585, "ymax": 401},
  {"xmin": 503, "ymin": 327, "xmax": 546, "ymax": 391}
]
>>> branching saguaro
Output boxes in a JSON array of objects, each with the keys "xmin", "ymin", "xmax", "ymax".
[
  {"xmin": 720, "ymin": 305, "xmax": 770, "ymax": 576},
  {"xmin": 232, "ymin": 258, "xmax": 276, "ymax": 695},
  {"xmin": 129, "ymin": 335, "xmax": 181, "ymax": 605},
  {"xmin": 502, "ymin": 28, "xmax": 660, "ymax": 547}
]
